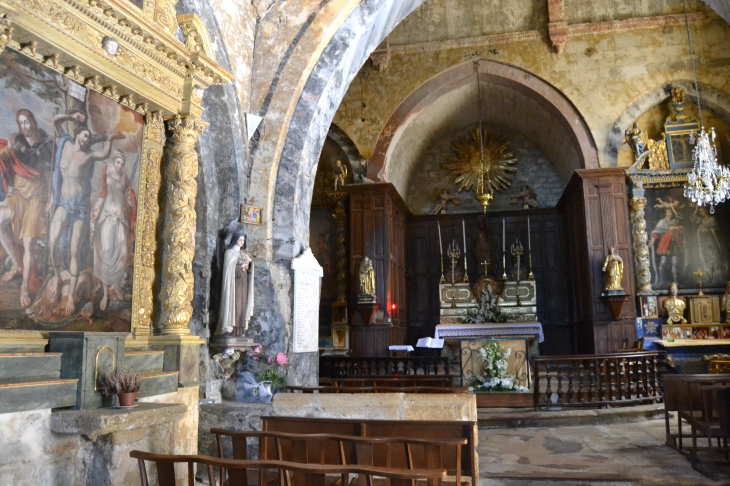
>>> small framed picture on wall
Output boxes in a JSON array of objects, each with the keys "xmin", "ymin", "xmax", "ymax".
[
  {"xmin": 640, "ymin": 295, "xmax": 658, "ymax": 318},
  {"xmin": 240, "ymin": 204, "xmax": 262, "ymax": 225}
]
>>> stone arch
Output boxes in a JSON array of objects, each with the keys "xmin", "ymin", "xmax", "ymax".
[
  {"xmin": 327, "ymin": 124, "xmax": 367, "ymax": 181},
  {"xmin": 604, "ymin": 80, "xmax": 730, "ymax": 167},
  {"xmin": 366, "ymin": 60, "xmax": 598, "ymax": 186}
]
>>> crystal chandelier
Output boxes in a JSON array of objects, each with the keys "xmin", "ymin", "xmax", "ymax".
[
  {"xmin": 684, "ymin": 127, "xmax": 730, "ymax": 213},
  {"xmin": 682, "ymin": 0, "xmax": 729, "ymax": 213}
]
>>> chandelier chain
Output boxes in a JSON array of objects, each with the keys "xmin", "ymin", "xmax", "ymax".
[{"xmin": 683, "ymin": 0, "xmax": 703, "ymax": 127}]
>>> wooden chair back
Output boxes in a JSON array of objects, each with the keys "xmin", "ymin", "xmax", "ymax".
[
  {"xmin": 210, "ymin": 429, "xmax": 467, "ymax": 486},
  {"xmin": 129, "ymin": 450, "xmax": 446, "ymax": 486}
]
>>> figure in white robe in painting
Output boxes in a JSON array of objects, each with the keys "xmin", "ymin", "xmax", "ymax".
[
  {"xmin": 92, "ymin": 150, "xmax": 136, "ymax": 311},
  {"xmin": 215, "ymin": 232, "xmax": 255, "ymax": 336}
]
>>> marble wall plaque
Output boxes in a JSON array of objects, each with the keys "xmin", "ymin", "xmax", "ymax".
[{"xmin": 291, "ymin": 248, "xmax": 323, "ymax": 353}]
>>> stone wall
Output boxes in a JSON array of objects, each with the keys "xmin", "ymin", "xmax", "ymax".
[{"xmin": 0, "ymin": 388, "xmax": 197, "ymax": 486}]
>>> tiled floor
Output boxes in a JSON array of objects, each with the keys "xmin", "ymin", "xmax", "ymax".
[{"xmin": 478, "ymin": 418, "xmax": 730, "ymax": 485}]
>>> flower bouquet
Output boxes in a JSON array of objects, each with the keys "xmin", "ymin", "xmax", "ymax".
[
  {"xmin": 242, "ymin": 345, "xmax": 289, "ymax": 402},
  {"xmin": 462, "ymin": 285, "xmax": 508, "ymax": 324},
  {"xmin": 468, "ymin": 340, "xmax": 528, "ymax": 392}
]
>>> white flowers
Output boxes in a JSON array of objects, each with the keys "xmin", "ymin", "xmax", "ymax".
[{"xmin": 469, "ymin": 339, "xmax": 526, "ymax": 392}]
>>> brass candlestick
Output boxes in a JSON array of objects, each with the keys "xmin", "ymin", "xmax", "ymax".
[
  {"xmin": 463, "ymin": 254, "xmax": 470, "ymax": 283},
  {"xmin": 511, "ymin": 240, "xmax": 524, "ymax": 306},
  {"xmin": 439, "ymin": 254, "xmax": 446, "ymax": 284},
  {"xmin": 528, "ymin": 250, "xmax": 535, "ymax": 281},
  {"xmin": 501, "ymin": 252, "xmax": 508, "ymax": 282},
  {"xmin": 447, "ymin": 244, "xmax": 460, "ymax": 308}
]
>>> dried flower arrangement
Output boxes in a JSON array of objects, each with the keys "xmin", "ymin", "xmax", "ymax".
[{"xmin": 101, "ymin": 368, "xmax": 142, "ymax": 395}]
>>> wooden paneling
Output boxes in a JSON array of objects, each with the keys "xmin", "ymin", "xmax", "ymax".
[
  {"xmin": 347, "ymin": 184, "xmax": 410, "ymax": 357},
  {"xmin": 558, "ymin": 169, "xmax": 637, "ymax": 354},
  {"xmin": 407, "ymin": 209, "xmax": 571, "ymax": 355}
]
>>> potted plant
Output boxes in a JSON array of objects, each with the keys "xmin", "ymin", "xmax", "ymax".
[{"xmin": 102, "ymin": 368, "xmax": 141, "ymax": 407}]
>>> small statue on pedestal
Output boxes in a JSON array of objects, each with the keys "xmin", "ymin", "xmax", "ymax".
[
  {"xmin": 510, "ymin": 185, "xmax": 539, "ymax": 209},
  {"xmin": 358, "ymin": 256, "xmax": 376, "ymax": 302},
  {"xmin": 601, "ymin": 247, "xmax": 624, "ymax": 292},
  {"xmin": 333, "ymin": 160, "xmax": 347, "ymax": 191},
  {"xmin": 624, "ymin": 122, "xmax": 645, "ymax": 160},
  {"xmin": 215, "ymin": 231, "xmax": 255, "ymax": 337},
  {"xmin": 664, "ymin": 282, "xmax": 687, "ymax": 324},
  {"xmin": 721, "ymin": 281, "xmax": 730, "ymax": 323}
]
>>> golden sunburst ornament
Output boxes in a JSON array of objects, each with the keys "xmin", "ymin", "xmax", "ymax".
[{"xmin": 442, "ymin": 128, "xmax": 518, "ymax": 194}]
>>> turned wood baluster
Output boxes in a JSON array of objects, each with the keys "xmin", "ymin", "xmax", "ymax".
[
  {"xmin": 618, "ymin": 358, "xmax": 626, "ymax": 401},
  {"xmin": 636, "ymin": 356, "xmax": 646, "ymax": 398},
  {"xmin": 588, "ymin": 360, "xmax": 597, "ymax": 402},
  {"xmin": 567, "ymin": 362, "xmax": 574, "ymax": 403},
  {"xmin": 576, "ymin": 361, "xmax": 584, "ymax": 403},
  {"xmin": 607, "ymin": 358, "xmax": 616, "ymax": 401},
  {"xmin": 544, "ymin": 363, "xmax": 552, "ymax": 404},
  {"xmin": 556, "ymin": 364, "xmax": 564, "ymax": 404},
  {"xmin": 598, "ymin": 359, "xmax": 608, "ymax": 403},
  {"xmin": 643, "ymin": 356, "xmax": 654, "ymax": 397},
  {"xmin": 627, "ymin": 359, "xmax": 635, "ymax": 399}
]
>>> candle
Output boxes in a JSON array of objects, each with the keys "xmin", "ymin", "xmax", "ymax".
[
  {"xmin": 528, "ymin": 216, "xmax": 531, "ymax": 251},
  {"xmin": 437, "ymin": 221, "xmax": 443, "ymax": 255},
  {"xmin": 462, "ymin": 219, "xmax": 467, "ymax": 256},
  {"xmin": 502, "ymin": 219, "xmax": 505, "ymax": 253}
]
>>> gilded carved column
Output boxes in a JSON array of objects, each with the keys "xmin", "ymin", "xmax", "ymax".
[
  {"xmin": 159, "ymin": 115, "xmax": 206, "ymax": 335},
  {"xmin": 132, "ymin": 113, "xmax": 164, "ymax": 336},
  {"xmin": 334, "ymin": 197, "xmax": 348, "ymax": 303},
  {"xmin": 629, "ymin": 197, "xmax": 652, "ymax": 293}
]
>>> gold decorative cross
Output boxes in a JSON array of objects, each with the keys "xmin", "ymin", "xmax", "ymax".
[{"xmin": 694, "ymin": 268, "xmax": 706, "ymax": 296}]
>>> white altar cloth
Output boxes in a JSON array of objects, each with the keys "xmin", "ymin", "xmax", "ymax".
[{"xmin": 434, "ymin": 322, "xmax": 544, "ymax": 343}]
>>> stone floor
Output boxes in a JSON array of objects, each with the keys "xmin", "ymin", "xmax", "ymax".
[{"xmin": 478, "ymin": 416, "xmax": 730, "ymax": 485}]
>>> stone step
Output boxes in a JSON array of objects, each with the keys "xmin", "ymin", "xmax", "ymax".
[
  {"xmin": 0, "ymin": 379, "xmax": 78, "ymax": 413},
  {"xmin": 0, "ymin": 353, "xmax": 62, "ymax": 384},
  {"xmin": 124, "ymin": 350, "xmax": 165, "ymax": 373},
  {"xmin": 481, "ymin": 479, "xmax": 637, "ymax": 486},
  {"xmin": 138, "ymin": 371, "xmax": 179, "ymax": 398}
]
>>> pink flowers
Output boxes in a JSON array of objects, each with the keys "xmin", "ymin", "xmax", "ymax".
[{"xmin": 275, "ymin": 352, "xmax": 289, "ymax": 365}]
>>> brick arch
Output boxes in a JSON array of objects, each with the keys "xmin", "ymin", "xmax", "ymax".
[{"xmin": 367, "ymin": 60, "xmax": 598, "ymax": 182}]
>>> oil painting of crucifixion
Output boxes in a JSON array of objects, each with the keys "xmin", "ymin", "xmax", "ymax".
[{"xmin": 0, "ymin": 50, "xmax": 144, "ymax": 332}]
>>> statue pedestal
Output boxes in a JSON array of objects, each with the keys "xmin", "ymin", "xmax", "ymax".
[
  {"xmin": 356, "ymin": 303, "xmax": 379, "ymax": 326},
  {"xmin": 601, "ymin": 292, "xmax": 630, "ymax": 320}
]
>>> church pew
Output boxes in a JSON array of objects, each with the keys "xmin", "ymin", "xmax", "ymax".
[
  {"xmin": 210, "ymin": 429, "xmax": 467, "ymax": 486},
  {"xmin": 261, "ymin": 416, "xmax": 477, "ymax": 486},
  {"xmin": 286, "ymin": 386, "xmax": 469, "ymax": 394},
  {"xmin": 130, "ymin": 450, "xmax": 446, "ymax": 486}
]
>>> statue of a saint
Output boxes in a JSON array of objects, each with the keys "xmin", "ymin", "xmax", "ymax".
[
  {"xmin": 358, "ymin": 256, "xmax": 375, "ymax": 296},
  {"xmin": 333, "ymin": 160, "xmax": 347, "ymax": 191},
  {"xmin": 215, "ymin": 232, "xmax": 255, "ymax": 336},
  {"xmin": 602, "ymin": 247, "xmax": 624, "ymax": 291},
  {"xmin": 624, "ymin": 122, "xmax": 645, "ymax": 160},
  {"xmin": 663, "ymin": 282, "xmax": 687, "ymax": 324},
  {"xmin": 721, "ymin": 281, "xmax": 730, "ymax": 323}
]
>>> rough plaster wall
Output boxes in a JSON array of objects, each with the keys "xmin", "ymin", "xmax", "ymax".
[
  {"xmin": 333, "ymin": 15, "xmax": 730, "ymax": 170},
  {"xmin": 388, "ymin": 0, "xmax": 547, "ymax": 45},
  {"xmin": 565, "ymin": 0, "xmax": 697, "ymax": 24},
  {"xmin": 406, "ymin": 123, "xmax": 564, "ymax": 214}
]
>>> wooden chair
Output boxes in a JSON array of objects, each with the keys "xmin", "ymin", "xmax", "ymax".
[
  {"xmin": 704, "ymin": 354, "xmax": 730, "ymax": 374},
  {"xmin": 663, "ymin": 374, "xmax": 726, "ymax": 453},
  {"xmin": 130, "ymin": 450, "xmax": 446, "ymax": 486},
  {"xmin": 688, "ymin": 383, "xmax": 730, "ymax": 479},
  {"xmin": 210, "ymin": 429, "xmax": 467, "ymax": 486}
]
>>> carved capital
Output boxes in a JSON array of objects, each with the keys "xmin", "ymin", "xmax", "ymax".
[{"xmin": 159, "ymin": 115, "xmax": 206, "ymax": 335}]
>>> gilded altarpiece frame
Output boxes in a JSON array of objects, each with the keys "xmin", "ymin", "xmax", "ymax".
[{"xmin": 0, "ymin": 0, "xmax": 232, "ymax": 346}]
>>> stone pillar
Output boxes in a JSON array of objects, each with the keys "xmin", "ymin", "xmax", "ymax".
[
  {"xmin": 159, "ymin": 115, "xmax": 206, "ymax": 336},
  {"xmin": 629, "ymin": 196, "xmax": 652, "ymax": 293}
]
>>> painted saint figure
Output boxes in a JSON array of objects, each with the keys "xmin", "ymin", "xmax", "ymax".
[
  {"xmin": 92, "ymin": 150, "xmax": 137, "ymax": 310},
  {"xmin": 690, "ymin": 206, "xmax": 725, "ymax": 282},
  {"xmin": 601, "ymin": 247, "xmax": 624, "ymax": 291},
  {"xmin": 651, "ymin": 206, "xmax": 685, "ymax": 287},
  {"xmin": 0, "ymin": 109, "xmax": 53, "ymax": 307},
  {"xmin": 46, "ymin": 111, "xmax": 123, "ymax": 316},
  {"xmin": 215, "ymin": 232, "xmax": 255, "ymax": 336}
]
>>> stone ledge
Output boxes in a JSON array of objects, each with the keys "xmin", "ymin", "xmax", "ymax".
[{"xmin": 51, "ymin": 402, "xmax": 186, "ymax": 441}]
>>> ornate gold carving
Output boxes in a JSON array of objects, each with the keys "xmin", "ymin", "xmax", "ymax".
[
  {"xmin": 629, "ymin": 197, "xmax": 652, "ymax": 292},
  {"xmin": 333, "ymin": 196, "xmax": 348, "ymax": 303},
  {"xmin": 43, "ymin": 53, "xmax": 62, "ymax": 70},
  {"xmin": 646, "ymin": 138, "xmax": 669, "ymax": 170},
  {"xmin": 0, "ymin": 12, "xmax": 13, "ymax": 51},
  {"xmin": 146, "ymin": 111, "xmax": 164, "ymax": 143},
  {"xmin": 65, "ymin": 65, "xmax": 84, "ymax": 82},
  {"xmin": 85, "ymin": 75, "xmax": 103, "ymax": 91},
  {"xmin": 178, "ymin": 13, "xmax": 214, "ymax": 58},
  {"xmin": 102, "ymin": 84, "xmax": 119, "ymax": 101},
  {"xmin": 159, "ymin": 115, "xmax": 206, "ymax": 335},
  {"xmin": 443, "ymin": 128, "xmax": 517, "ymax": 194}
]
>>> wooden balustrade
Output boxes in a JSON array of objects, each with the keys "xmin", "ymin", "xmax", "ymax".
[
  {"xmin": 320, "ymin": 356, "xmax": 451, "ymax": 380},
  {"xmin": 533, "ymin": 351, "xmax": 661, "ymax": 409}
]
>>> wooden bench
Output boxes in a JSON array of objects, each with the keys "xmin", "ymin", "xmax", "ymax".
[
  {"xmin": 210, "ymin": 429, "xmax": 467, "ymax": 486},
  {"xmin": 286, "ymin": 386, "xmax": 469, "ymax": 394},
  {"xmin": 130, "ymin": 450, "xmax": 446, "ymax": 486},
  {"xmin": 688, "ymin": 382, "xmax": 730, "ymax": 479},
  {"xmin": 261, "ymin": 417, "xmax": 477, "ymax": 485}
]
